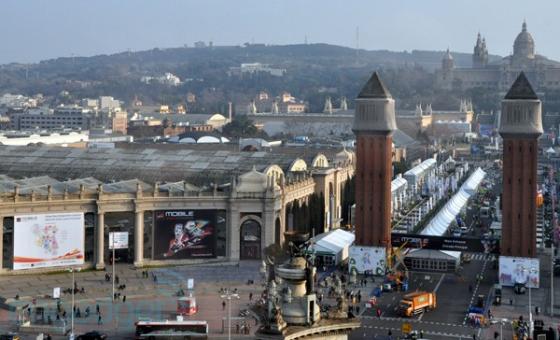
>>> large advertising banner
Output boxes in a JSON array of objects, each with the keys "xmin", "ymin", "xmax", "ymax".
[
  {"xmin": 499, "ymin": 256, "xmax": 540, "ymax": 288},
  {"xmin": 349, "ymin": 246, "xmax": 386, "ymax": 275},
  {"xmin": 154, "ymin": 210, "xmax": 222, "ymax": 260},
  {"xmin": 391, "ymin": 233, "xmax": 500, "ymax": 254},
  {"xmin": 14, "ymin": 213, "xmax": 85, "ymax": 270}
]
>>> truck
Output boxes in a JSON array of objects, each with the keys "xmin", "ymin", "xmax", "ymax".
[{"xmin": 398, "ymin": 291, "xmax": 436, "ymax": 317}]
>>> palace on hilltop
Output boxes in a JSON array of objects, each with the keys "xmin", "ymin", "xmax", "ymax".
[{"xmin": 437, "ymin": 21, "xmax": 560, "ymax": 91}]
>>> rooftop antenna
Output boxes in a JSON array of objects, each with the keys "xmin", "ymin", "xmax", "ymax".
[{"xmin": 305, "ymin": 35, "xmax": 308, "ymax": 45}]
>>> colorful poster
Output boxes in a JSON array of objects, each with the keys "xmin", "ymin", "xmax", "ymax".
[
  {"xmin": 14, "ymin": 213, "xmax": 84, "ymax": 270},
  {"xmin": 349, "ymin": 246, "xmax": 386, "ymax": 275},
  {"xmin": 154, "ymin": 210, "xmax": 223, "ymax": 260},
  {"xmin": 498, "ymin": 256, "xmax": 540, "ymax": 288}
]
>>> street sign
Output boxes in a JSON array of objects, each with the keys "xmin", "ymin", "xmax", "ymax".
[
  {"xmin": 109, "ymin": 232, "xmax": 129, "ymax": 249},
  {"xmin": 402, "ymin": 322, "xmax": 412, "ymax": 334},
  {"xmin": 187, "ymin": 278, "xmax": 194, "ymax": 290},
  {"xmin": 53, "ymin": 287, "xmax": 61, "ymax": 299},
  {"xmin": 391, "ymin": 233, "xmax": 500, "ymax": 254}
]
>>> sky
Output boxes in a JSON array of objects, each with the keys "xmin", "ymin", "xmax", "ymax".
[{"xmin": 1, "ymin": 0, "xmax": 559, "ymax": 64}]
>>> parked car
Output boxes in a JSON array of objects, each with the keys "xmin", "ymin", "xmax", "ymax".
[
  {"xmin": 77, "ymin": 331, "xmax": 108, "ymax": 340},
  {"xmin": 0, "ymin": 334, "xmax": 20, "ymax": 340},
  {"xmin": 514, "ymin": 283, "xmax": 526, "ymax": 294}
]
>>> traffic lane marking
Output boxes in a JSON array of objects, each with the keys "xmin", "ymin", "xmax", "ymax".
[
  {"xmin": 360, "ymin": 315, "xmax": 470, "ymax": 328},
  {"xmin": 358, "ymin": 324, "xmax": 474, "ymax": 339}
]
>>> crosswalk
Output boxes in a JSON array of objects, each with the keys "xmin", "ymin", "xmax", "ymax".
[{"xmin": 466, "ymin": 253, "xmax": 497, "ymax": 261}]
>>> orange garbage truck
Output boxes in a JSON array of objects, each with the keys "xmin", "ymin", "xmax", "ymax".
[{"xmin": 398, "ymin": 291, "xmax": 437, "ymax": 317}]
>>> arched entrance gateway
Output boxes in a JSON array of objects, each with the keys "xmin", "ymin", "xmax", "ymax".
[{"xmin": 240, "ymin": 219, "xmax": 262, "ymax": 260}]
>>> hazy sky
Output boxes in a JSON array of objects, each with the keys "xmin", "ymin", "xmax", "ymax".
[{"xmin": 1, "ymin": 0, "xmax": 559, "ymax": 64}]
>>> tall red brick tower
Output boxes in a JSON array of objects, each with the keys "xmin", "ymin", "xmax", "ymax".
[
  {"xmin": 499, "ymin": 72, "xmax": 543, "ymax": 257},
  {"xmin": 352, "ymin": 72, "xmax": 397, "ymax": 247}
]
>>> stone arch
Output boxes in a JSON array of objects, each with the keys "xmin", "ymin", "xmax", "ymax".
[
  {"xmin": 239, "ymin": 215, "xmax": 263, "ymax": 260},
  {"xmin": 288, "ymin": 158, "xmax": 307, "ymax": 172},
  {"xmin": 264, "ymin": 164, "xmax": 285, "ymax": 184},
  {"xmin": 311, "ymin": 153, "xmax": 329, "ymax": 168}
]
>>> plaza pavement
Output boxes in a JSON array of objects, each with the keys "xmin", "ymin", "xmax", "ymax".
[{"xmin": 0, "ymin": 261, "xmax": 266, "ymax": 339}]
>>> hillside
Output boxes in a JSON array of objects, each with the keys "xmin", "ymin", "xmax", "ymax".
[{"xmin": 0, "ymin": 43, "xmax": 502, "ymax": 112}]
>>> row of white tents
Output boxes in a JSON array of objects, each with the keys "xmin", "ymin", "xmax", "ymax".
[{"xmin": 421, "ymin": 167, "xmax": 486, "ymax": 236}]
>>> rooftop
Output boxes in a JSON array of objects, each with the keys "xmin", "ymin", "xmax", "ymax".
[
  {"xmin": 357, "ymin": 72, "xmax": 392, "ymax": 99},
  {"xmin": 0, "ymin": 144, "xmax": 351, "ymax": 186}
]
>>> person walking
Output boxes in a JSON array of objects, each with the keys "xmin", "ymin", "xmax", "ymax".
[
  {"xmin": 96, "ymin": 304, "xmax": 100, "ymax": 315},
  {"xmin": 97, "ymin": 314, "xmax": 102, "ymax": 325},
  {"xmin": 249, "ymin": 293, "xmax": 253, "ymax": 301},
  {"xmin": 222, "ymin": 300, "xmax": 226, "ymax": 311},
  {"xmin": 123, "ymin": 295, "xmax": 126, "ymax": 303}
]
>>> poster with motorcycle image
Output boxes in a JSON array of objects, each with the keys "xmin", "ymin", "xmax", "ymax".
[{"xmin": 154, "ymin": 210, "xmax": 222, "ymax": 259}]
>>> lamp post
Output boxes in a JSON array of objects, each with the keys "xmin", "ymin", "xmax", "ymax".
[
  {"xmin": 491, "ymin": 318, "xmax": 510, "ymax": 340},
  {"xmin": 111, "ymin": 233, "xmax": 115, "ymax": 302},
  {"xmin": 521, "ymin": 266, "xmax": 538, "ymax": 336},
  {"xmin": 220, "ymin": 288, "xmax": 240, "ymax": 340},
  {"xmin": 68, "ymin": 267, "xmax": 81, "ymax": 340}
]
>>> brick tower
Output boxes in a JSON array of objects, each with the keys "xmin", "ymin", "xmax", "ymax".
[
  {"xmin": 352, "ymin": 72, "xmax": 397, "ymax": 247},
  {"xmin": 499, "ymin": 72, "xmax": 543, "ymax": 257}
]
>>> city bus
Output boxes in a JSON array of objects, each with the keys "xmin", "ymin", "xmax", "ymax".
[{"xmin": 135, "ymin": 320, "xmax": 208, "ymax": 339}]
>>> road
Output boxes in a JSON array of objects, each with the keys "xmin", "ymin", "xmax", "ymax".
[{"xmin": 350, "ymin": 255, "xmax": 498, "ymax": 339}]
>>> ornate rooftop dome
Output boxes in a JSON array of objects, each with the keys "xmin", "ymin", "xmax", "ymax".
[{"xmin": 513, "ymin": 21, "xmax": 535, "ymax": 60}]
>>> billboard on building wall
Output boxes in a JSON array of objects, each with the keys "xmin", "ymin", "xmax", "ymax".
[
  {"xmin": 13, "ymin": 213, "xmax": 85, "ymax": 270},
  {"xmin": 153, "ymin": 210, "xmax": 222, "ymax": 260},
  {"xmin": 499, "ymin": 256, "xmax": 540, "ymax": 288},
  {"xmin": 348, "ymin": 246, "xmax": 386, "ymax": 275}
]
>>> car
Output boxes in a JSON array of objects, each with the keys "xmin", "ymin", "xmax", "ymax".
[
  {"xmin": 0, "ymin": 334, "xmax": 20, "ymax": 340},
  {"xmin": 76, "ymin": 331, "xmax": 108, "ymax": 340},
  {"xmin": 514, "ymin": 283, "xmax": 526, "ymax": 295},
  {"xmin": 382, "ymin": 283, "xmax": 393, "ymax": 292}
]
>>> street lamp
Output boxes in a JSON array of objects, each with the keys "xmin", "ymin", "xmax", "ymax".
[
  {"xmin": 68, "ymin": 267, "xmax": 81, "ymax": 340},
  {"xmin": 521, "ymin": 266, "xmax": 538, "ymax": 336},
  {"xmin": 220, "ymin": 288, "xmax": 240, "ymax": 340},
  {"xmin": 490, "ymin": 318, "xmax": 510, "ymax": 340}
]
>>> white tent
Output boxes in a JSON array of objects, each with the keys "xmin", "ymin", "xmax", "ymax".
[
  {"xmin": 421, "ymin": 167, "xmax": 486, "ymax": 236},
  {"xmin": 404, "ymin": 158, "xmax": 437, "ymax": 185},
  {"xmin": 310, "ymin": 229, "xmax": 355, "ymax": 265},
  {"xmin": 391, "ymin": 175, "xmax": 408, "ymax": 194}
]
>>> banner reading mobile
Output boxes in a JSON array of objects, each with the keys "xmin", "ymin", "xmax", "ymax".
[{"xmin": 13, "ymin": 212, "xmax": 84, "ymax": 270}]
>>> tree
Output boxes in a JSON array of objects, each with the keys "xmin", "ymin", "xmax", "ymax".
[
  {"xmin": 221, "ymin": 115, "xmax": 267, "ymax": 139},
  {"xmin": 341, "ymin": 177, "xmax": 355, "ymax": 225},
  {"xmin": 393, "ymin": 161, "xmax": 410, "ymax": 176}
]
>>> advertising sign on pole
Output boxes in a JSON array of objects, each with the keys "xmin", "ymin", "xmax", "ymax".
[
  {"xmin": 187, "ymin": 278, "xmax": 194, "ymax": 290},
  {"xmin": 349, "ymin": 246, "xmax": 386, "ymax": 275},
  {"xmin": 109, "ymin": 232, "xmax": 129, "ymax": 249},
  {"xmin": 53, "ymin": 287, "xmax": 61, "ymax": 299},
  {"xmin": 499, "ymin": 256, "xmax": 540, "ymax": 288},
  {"xmin": 13, "ymin": 213, "xmax": 85, "ymax": 270}
]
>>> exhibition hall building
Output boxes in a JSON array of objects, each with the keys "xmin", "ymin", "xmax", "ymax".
[{"xmin": 0, "ymin": 144, "xmax": 354, "ymax": 274}]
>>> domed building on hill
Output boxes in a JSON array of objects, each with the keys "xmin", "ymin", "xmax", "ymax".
[{"xmin": 437, "ymin": 21, "xmax": 560, "ymax": 91}]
